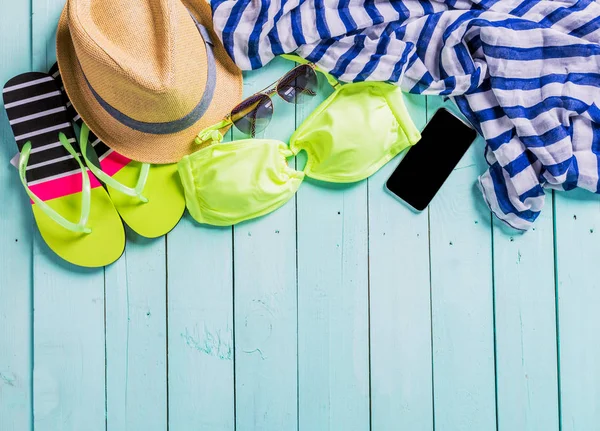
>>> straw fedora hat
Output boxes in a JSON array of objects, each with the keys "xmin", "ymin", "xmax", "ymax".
[{"xmin": 56, "ymin": 0, "xmax": 242, "ymax": 164}]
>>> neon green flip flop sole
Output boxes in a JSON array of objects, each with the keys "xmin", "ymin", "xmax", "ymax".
[
  {"xmin": 33, "ymin": 187, "xmax": 125, "ymax": 267},
  {"xmin": 4, "ymin": 72, "xmax": 125, "ymax": 268},
  {"xmin": 107, "ymin": 160, "xmax": 185, "ymax": 238}
]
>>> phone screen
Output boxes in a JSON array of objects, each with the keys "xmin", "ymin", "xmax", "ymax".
[{"xmin": 386, "ymin": 108, "xmax": 478, "ymax": 211}]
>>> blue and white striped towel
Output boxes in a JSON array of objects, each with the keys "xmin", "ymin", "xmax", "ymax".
[{"xmin": 210, "ymin": 0, "xmax": 600, "ymax": 230}]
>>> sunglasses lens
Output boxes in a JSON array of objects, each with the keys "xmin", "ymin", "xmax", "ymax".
[
  {"xmin": 277, "ymin": 64, "xmax": 318, "ymax": 104},
  {"xmin": 230, "ymin": 93, "xmax": 274, "ymax": 136}
]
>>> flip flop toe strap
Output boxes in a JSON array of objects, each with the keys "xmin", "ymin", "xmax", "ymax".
[
  {"xmin": 19, "ymin": 134, "xmax": 92, "ymax": 234},
  {"xmin": 79, "ymin": 124, "xmax": 150, "ymax": 203}
]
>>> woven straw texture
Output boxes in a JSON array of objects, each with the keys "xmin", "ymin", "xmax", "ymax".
[{"xmin": 57, "ymin": 0, "xmax": 242, "ymax": 164}]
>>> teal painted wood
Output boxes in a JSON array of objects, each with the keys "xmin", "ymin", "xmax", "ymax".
[
  {"xmin": 31, "ymin": 1, "xmax": 106, "ymax": 430},
  {"xmin": 368, "ymin": 93, "xmax": 433, "ymax": 431},
  {"xmin": 31, "ymin": 0, "xmax": 63, "ymax": 72},
  {"xmin": 32, "ymin": 244, "xmax": 106, "ymax": 431},
  {"xmin": 4, "ymin": 3, "xmax": 600, "ymax": 429},
  {"xmin": 554, "ymin": 190, "xmax": 600, "ymax": 431},
  {"xmin": 295, "ymin": 73, "xmax": 370, "ymax": 430},
  {"xmin": 0, "ymin": 1, "xmax": 33, "ymax": 430},
  {"xmin": 232, "ymin": 58, "xmax": 298, "ymax": 431},
  {"xmin": 493, "ymin": 199, "xmax": 559, "ymax": 431},
  {"xmin": 104, "ymin": 231, "xmax": 168, "ymax": 430},
  {"xmin": 167, "ymin": 216, "xmax": 235, "ymax": 430},
  {"xmin": 427, "ymin": 97, "xmax": 497, "ymax": 431}
]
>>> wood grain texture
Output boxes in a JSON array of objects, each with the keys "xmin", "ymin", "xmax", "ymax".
[
  {"xmin": 31, "ymin": 0, "xmax": 63, "ymax": 73},
  {"xmin": 232, "ymin": 58, "xmax": 299, "ymax": 431},
  {"xmin": 104, "ymin": 231, "xmax": 168, "ymax": 431},
  {"xmin": 32, "ymin": 252, "xmax": 106, "ymax": 431},
  {"xmin": 3, "ymin": 3, "xmax": 600, "ymax": 428},
  {"xmin": 0, "ymin": 2, "xmax": 33, "ymax": 430},
  {"xmin": 31, "ymin": 1, "xmax": 106, "ymax": 430},
  {"xmin": 295, "ymin": 72, "xmax": 370, "ymax": 431},
  {"xmin": 493, "ymin": 197, "xmax": 559, "ymax": 431},
  {"xmin": 427, "ymin": 97, "xmax": 497, "ymax": 431},
  {"xmin": 554, "ymin": 190, "xmax": 600, "ymax": 431},
  {"xmin": 368, "ymin": 93, "xmax": 433, "ymax": 431},
  {"xmin": 167, "ymin": 217, "xmax": 235, "ymax": 430}
]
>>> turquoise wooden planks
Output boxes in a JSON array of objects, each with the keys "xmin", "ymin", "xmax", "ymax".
[
  {"xmin": 493, "ymin": 198, "xmax": 559, "ymax": 431},
  {"xmin": 31, "ymin": 0, "xmax": 63, "ymax": 72},
  {"xmin": 167, "ymin": 218, "xmax": 235, "ymax": 429},
  {"xmin": 31, "ymin": 1, "xmax": 106, "ymax": 430},
  {"xmin": 368, "ymin": 93, "xmax": 433, "ymax": 431},
  {"xmin": 4, "ymin": 1, "xmax": 600, "ymax": 428},
  {"xmin": 427, "ymin": 97, "xmax": 497, "ymax": 431},
  {"xmin": 554, "ymin": 191, "xmax": 600, "ymax": 431},
  {"xmin": 104, "ymin": 232, "xmax": 168, "ymax": 430},
  {"xmin": 295, "ymin": 73, "xmax": 370, "ymax": 430},
  {"xmin": 0, "ymin": 2, "xmax": 33, "ymax": 430},
  {"xmin": 233, "ymin": 59, "xmax": 298, "ymax": 431},
  {"xmin": 32, "ymin": 250, "xmax": 106, "ymax": 431}
]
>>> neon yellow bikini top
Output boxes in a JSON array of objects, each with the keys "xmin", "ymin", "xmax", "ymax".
[{"xmin": 178, "ymin": 57, "xmax": 421, "ymax": 226}]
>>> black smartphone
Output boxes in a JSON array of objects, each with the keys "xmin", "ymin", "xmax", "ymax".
[{"xmin": 386, "ymin": 107, "xmax": 478, "ymax": 211}]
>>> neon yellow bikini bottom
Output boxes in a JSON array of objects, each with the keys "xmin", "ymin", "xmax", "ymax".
[{"xmin": 178, "ymin": 80, "xmax": 421, "ymax": 226}]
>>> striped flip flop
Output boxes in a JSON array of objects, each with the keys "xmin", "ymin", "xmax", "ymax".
[
  {"xmin": 50, "ymin": 64, "xmax": 185, "ymax": 239},
  {"xmin": 3, "ymin": 72, "xmax": 125, "ymax": 267}
]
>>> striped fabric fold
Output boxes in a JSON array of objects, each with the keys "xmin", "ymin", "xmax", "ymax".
[{"xmin": 211, "ymin": 0, "xmax": 600, "ymax": 230}]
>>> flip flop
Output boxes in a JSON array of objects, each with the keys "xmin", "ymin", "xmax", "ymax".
[
  {"xmin": 3, "ymin": 72, "xmax": 125, "ymax": 267},
  {"xmin": 50, "ymin": 64, "xmax": 185, "ymax": 239}
]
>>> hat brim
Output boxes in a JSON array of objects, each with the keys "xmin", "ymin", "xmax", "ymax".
[{"xmin": 56, "ymin": 0, "xmax": 242, "ymax": 164}]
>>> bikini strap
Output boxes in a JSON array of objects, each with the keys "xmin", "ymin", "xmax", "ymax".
[
  {"xmin": 281, "ymin": 54, "xmax": 341, "ymax": 89},
  {"xmin": 195, "ymin": 119, "xmax": 231, "ymax": 145}
]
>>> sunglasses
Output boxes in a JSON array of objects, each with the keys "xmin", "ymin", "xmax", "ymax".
[{"xmin": 226, "ymin": 63, "xmax": 319, "ymax": 136}]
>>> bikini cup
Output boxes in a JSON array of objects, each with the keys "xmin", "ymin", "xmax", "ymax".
[
  {"xmin": 178, "ymin": 139, "xmax": 304, "ymax": 226},
  {"xmin": 179, "ymin": 79, "xmax": 421, "ymax": 226},
  {"xmin": 290, "ymin": 80, "xmax": 421, "ymax": 183}
]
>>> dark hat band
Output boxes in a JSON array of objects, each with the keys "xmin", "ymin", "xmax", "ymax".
[{"xmin": 82, "ymin": 14, "xmax": 216, "ymax": 135}]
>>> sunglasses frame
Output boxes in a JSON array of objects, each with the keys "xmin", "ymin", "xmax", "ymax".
[{"xmin": 225, "ymin": 63, "xmax": 318, "ymax": 136}]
